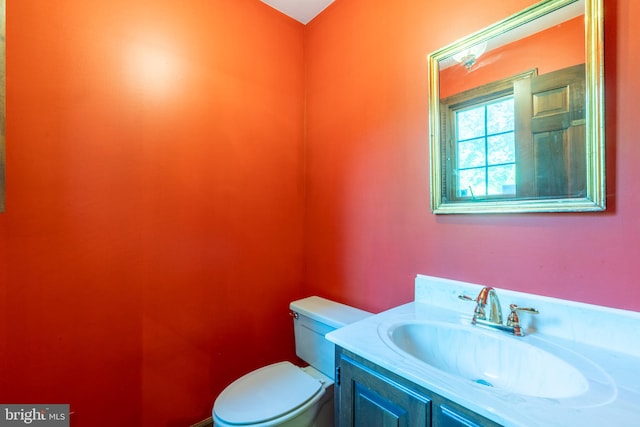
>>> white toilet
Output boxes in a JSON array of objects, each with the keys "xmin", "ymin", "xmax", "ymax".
[{"xmin": 212, "ymin": 296, "xmax": 371, "ymax": 427}]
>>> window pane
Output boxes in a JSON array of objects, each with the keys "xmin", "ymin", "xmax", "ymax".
[
  {"xmin": 454, "ymin": 95, "xmax": 515, "ymax": 200},
  {"xmin": 487, "ymin": 133, "xmax": 515, "ymax": 165},
  {"xmin": 458, "ymin": 138, "xmax": 486, "ymax": 169},
  {"xmin": 488, "ymin": 164, "xmax": 516, "ymax": 195},
  {"xmin": 459, "ymin": 168, "xmax": 486, "ymax": 197},
  {"xmin": 457, "ymin": 106, "xmax": 485, "ymax": 140},
  {"xmin": 487, "ymin": 98, "xmax": 514, "ymax": 134}
]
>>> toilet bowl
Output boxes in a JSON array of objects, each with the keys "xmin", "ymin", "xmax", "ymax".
[
  {"xmin": 212, "ymin": 296, "xmax": 371, "ymax": 427},
  {"xmin": 213, "ymin": 362, "xmax": 333, "ymax": 427}
]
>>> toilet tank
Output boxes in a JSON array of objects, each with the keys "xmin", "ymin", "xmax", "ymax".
[{"xmin": 289, "ymin": 296, "xmax": 372, "ymax": 379}]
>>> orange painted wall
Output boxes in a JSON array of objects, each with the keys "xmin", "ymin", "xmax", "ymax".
[
  {"xmin": 440, "ymin": 16, "xmax": 585, "ymax": 98},
  {"xmin": 304, "ymin": 0, "xmax": 640, "ymax": 313},
  {"xmin": 2, "ymin": 0, "xmax": 639, "ymax": 425},
  {"xmin": 0, "ymin": 0, "xmax": 304, "ymax": 425}
]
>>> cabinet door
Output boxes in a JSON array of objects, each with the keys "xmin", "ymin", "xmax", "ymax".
[
  {"xmin": 437, "ymin": 404, "xmax": 483, "ymax": 427},
  {"xmin": 514, "ymin": 63, "xmax": 586, "ymax": 198},
  {"xmin": 337, "ymin": 353, "xmax": 431, "ymax": 427}
]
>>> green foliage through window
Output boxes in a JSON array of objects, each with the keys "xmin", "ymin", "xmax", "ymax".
[{"xmin": 455, "ymin": 97, "xmax": 515, "ymax": 198}]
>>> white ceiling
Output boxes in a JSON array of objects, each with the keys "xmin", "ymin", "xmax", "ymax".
[{"xmin": 260, "ymin": 0, "xmax": 335, "ymax": 24}]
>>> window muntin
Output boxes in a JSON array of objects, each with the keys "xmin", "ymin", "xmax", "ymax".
[{"xmin": 454, "ymin": 97, "xmax": 515, "ymax": 198}]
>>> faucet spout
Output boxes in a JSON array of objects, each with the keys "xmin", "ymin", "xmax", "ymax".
[
  {"xmin": 458, "ymin": 286, "xmax": 539, "ymax": 337},
  {"xmin": 458, "ymin": 287, "xmax": 539, "ymax": 336},
  {"xmin": 473, "ymin": 287, "xmax": 503, "ymax": 325}
]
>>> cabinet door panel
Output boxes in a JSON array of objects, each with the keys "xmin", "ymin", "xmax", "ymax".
[
  {"xmin": 338, "ymin": 354, "xmax": 431, "ymax": 427},
  {"xmin": 438, "ymin": 405, "xmax": 482, "ymax": 427},
  {"xmin": 514, "ymin": 63, "xmax": 586, "ymax": 198},
  {"xmin": 353, "ymin": 382, "xmax": 410, "ymax": 427}
]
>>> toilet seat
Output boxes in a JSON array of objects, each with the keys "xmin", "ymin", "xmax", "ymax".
[{"xmin": 213, "ymin": 361, "xmax": 324, "ymax": 425}]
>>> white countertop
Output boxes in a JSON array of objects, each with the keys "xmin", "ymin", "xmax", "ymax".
[{"xmin": 326, "ymin": 275, "xmax": 640, "ymax": 427}]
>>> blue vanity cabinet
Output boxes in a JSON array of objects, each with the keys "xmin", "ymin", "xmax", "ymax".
[
  {"xmin": 335, "ymin": 347, "xmax": 502, "ymax": 427},
  {"xmin": 336, "ymin": 350, "xmax": 431, "ymax": 426}
]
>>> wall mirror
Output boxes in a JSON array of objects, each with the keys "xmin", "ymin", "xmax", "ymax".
[{"xmin": 428, "ymin": 0, "xmax": 604, "ymax": 214}]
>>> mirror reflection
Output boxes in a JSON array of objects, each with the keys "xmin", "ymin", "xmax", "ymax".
[{"xmin": 428, "ymin": 0, "xmax": 605, "ymax": 214}]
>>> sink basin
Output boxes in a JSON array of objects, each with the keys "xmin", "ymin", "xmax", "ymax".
[{"xmin": 380, "ymin": 320, "xmax": 589, "ymax": 398}]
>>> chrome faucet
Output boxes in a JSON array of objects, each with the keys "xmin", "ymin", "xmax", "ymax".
[{"xmin": 459, "ymin": 287, "xmax": 539, "ymax": 336}]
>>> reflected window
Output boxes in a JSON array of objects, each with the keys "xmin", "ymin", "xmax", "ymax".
[
  {"xmin": 455, "ymin": 97, "xmax": 515, "ymax": 198},
  {"xmin": 440, "ymin": 64, "xmax": 585, "ymax": 203}
]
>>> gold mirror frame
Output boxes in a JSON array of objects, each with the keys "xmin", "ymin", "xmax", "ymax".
[{"xmin": 428, "ymin": 0, "xmax": 604, "ymax": 214}]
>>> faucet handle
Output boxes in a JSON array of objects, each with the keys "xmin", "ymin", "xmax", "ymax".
[
  {"xmin": 507, "ymin": 304, "xmax": 539, "ymax": 336},
  {"xmin": 508, "ymin": 304, "xmax": 539, "ymax": 316},
  {"xmin": 458, "ymin": 293, "xmax": 487, "ymax": 322},
  {"xmin": 458, "ymin": 293, "xmax": 476, "ymax": 302}
]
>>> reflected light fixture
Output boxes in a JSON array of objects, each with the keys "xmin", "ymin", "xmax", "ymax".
[{"xmin": 452, "ymin": 42, "xmax": 487, "ymax": 70}]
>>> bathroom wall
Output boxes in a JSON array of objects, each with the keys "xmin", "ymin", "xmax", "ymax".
[
  {"xmin": 1, "ymin": 0, "xmax": 638, "ymax": 425},
  {"xmin": 440, "ymin": 16, "xmax": 584, "ymax": 98},
  {"xmin": 304, "ymin": 0, "xmax": 640, "ymax": 313},
  {"xmin": 0, "ymin": 0, "xmax": 304, "ymax": 425}
]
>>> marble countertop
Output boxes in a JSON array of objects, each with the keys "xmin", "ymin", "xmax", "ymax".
[{"xmin": 326, "ymin": 275, "xmax": 640, "ymax": 427}]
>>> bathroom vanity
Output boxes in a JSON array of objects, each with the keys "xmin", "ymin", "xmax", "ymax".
[
  {"xmin": 335, "ymin": 347, "xmax": 500, "ymax": 426},
  {"xmin": 327, "ymin": 275, "xmax": 640, "ymax": 427}
]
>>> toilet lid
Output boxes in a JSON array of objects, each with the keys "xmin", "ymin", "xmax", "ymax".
[{"xmin": 214, "ymin": 361, "xmax": 323, "ymax": 424}]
